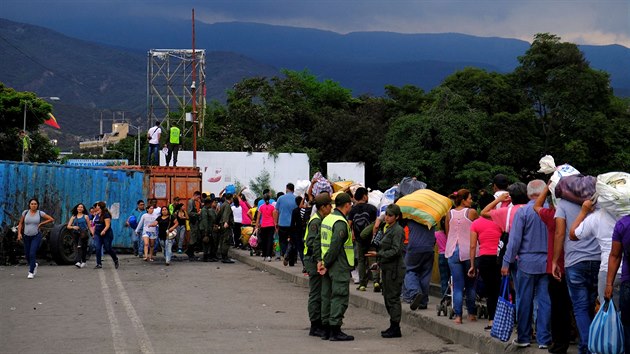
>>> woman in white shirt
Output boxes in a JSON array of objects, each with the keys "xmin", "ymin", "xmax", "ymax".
[
  {"xmin": 231, "ymin": 196, "xmax": 243, "ymax": 248},
  {"xmin": 136, "ymin": 205, "xmax": 159, "ymax": 261}
]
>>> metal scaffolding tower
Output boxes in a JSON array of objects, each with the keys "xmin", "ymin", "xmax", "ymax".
[{"xmin": 146, "ymin": 49, "xmax": 206, "ymax": 134}]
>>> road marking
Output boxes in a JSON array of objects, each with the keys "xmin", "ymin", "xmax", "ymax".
[
  {"xmin": 111, "ymin": 267, "xmax": 155, "ymax": 354},
  {"xmin": 99, "ymin": 270, "xmax": 126, "ymax": 354}
]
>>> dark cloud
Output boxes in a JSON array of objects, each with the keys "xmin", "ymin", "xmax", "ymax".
[{"xmin": 3, "ymin": 0, "xmax": 629, "ymax": 46}]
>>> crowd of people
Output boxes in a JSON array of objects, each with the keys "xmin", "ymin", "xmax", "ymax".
[{"xmin": 15, "ymin": 169, "xmax": 630, "ymax": 353}]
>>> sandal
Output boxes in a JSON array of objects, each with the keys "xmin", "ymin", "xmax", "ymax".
[
  {"xmin": 468, "ymin": 314, "xmax": 477, "ymax": 322},
  {"xmin": 454, "ymin": 316, "xmax": 462, "ymax": 324}
]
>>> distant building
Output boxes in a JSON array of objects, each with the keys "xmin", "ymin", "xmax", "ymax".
[{"xmin": 79, "ymin": 122, "xmax": 130, "ymax": 154}]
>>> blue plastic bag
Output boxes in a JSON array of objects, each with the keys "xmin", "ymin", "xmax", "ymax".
[
  {"xmin": 588, "ymin": 300, "xmax": 624, "ymax": 354},
  {"xmin": 490, "ymin": 276, "xmax": 514, "ymax": 342}
]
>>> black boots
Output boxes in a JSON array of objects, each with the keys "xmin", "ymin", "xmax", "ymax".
[
  {"xmin": 381, "ymin": 321, "xmax": 401, "ymax": 338},
  {"xmin": 328, "ymin": 325, "xmax": 354, "ymax": 341},
  {"xmin": 309, "ymin": 321, "xmax": 326, "ymax": 337},
  {"xmin": 320, "ymin": 324, "xmax": 330, "ymax": 340}
]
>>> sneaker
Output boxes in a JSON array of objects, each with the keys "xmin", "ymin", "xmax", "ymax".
[
  {"xmin": 94, "ymin": 264, "xmax": 102, "ymax": 269},
  {"xmin": 512, "ymin": 339, "xmax": 531, "ymax": 348},
  {"xmin": 80, "ymin": 263, "xmax": 86, "ymax": 268},
  {"xmin": 27, "ymin": 272, "xmax": 34, "ymax": 279},
  {"xmin": 283, "ymin": 257, "xmax": 289, "ymax": 266},
  {"xmin": 114, "ymin": 259, "xmax": 119, "ymax": 269},
  {"xmin": 538, "ymin": 344, "xmax": 549, "ymax": 349},
  {"xmin": 222, "ymin": 258, "xmax": 235, "ymax": 264},
  {"xmin": 75, "ymin": 262, "xmax": 82, "ymax": 268},
  {"xmin": 33, "ymin": 263, "xmax": 38, "ymax": 276},
  {"xmin": 358, "ymin": 286, "xmax": 366, "ymax": 291},
  {"xmin": 177, "ymin": 249, "xmax": 183, "ymax": 254}
]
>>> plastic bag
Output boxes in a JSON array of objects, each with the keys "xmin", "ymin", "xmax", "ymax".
[
  {"xmin": 248, "ymin": 229, "xmax": 258, "ymax": 248},
  {"xmin": 554, "ymin": 174, "xmax": 597, "ymax": 205},
  {"xmin": 395, "ymin": 189, "xmax": 452, "ymax": 228},
  {"xmin": 378, "ymin": 186, "xmax": 398, "ymax": 216},
  {"xmin": 294, "ymin": 180, "xmax": 311, "ymax": 198},
  {"xmin": 588, "ymin": 300, "xmax": 624, "ymax": 354},
  {"xmin": 240, "ymin": 188, "xmax": 257, "ymax": 206},
  {"xmin": 312, "ymin": 172, "xmax": 333, "ymax": 196},
  {"xmin": 368, "ymin": 190, "xmax": 383, "ymax": 209},
  {"xmin": 396, "ymin": 177, "xmax": 427, "ymax": 199},
  {"xmin": 597, "ymin": 172, "xmax": 630, "ymax": 219},
  {"xmin": 225, "ymin": 184, "xmax": 236, "ymax": 195}
]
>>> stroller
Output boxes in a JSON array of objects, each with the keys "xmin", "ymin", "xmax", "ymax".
[{"xmin": 436, "ymin": 276, "xmax": 454, "ymax": 318}]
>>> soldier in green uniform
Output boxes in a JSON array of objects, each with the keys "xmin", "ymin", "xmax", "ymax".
[
  {"xmin": 318, "ymin": 192, "xmax": 355, "ymax": 341},
  {"xmin": 199, "ymin": 198, "xmax": 219, "ymax": 262},
  {"xmin": 186, "ymin": 191, "xmax": 201, "ymax": 261},
  {"xmin": 304, "ymin": 193, "xmax": 333, "ymax": 337},
  {"xmin": 218, "ymin": 194, "xmax": 235, "ymax": 263},
  {"xmin": 365, "ymin": 204, "xmax": 405, "ymax": 338}
]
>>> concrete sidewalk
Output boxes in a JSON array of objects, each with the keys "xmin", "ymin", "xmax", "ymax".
[{"xmin": 229, "ymin": 248, "xmax": 578, "ymax": 354}]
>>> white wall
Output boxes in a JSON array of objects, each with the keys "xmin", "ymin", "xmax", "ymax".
[
  {"xmin": 164, "ymin": 151, "xmax": 310, "ymax": 196},
  {"xmin": 327, "ymin": 162, "xmax": 365, "ymax": 186}
]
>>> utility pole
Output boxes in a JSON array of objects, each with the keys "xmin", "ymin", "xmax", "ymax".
[{"xmin": 191, "ymin": 8, "xmax": 197, "ymax": 168}]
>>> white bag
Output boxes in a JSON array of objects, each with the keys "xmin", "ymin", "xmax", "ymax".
[
  {"xmin": 597, "ymin": 172, "xmax": 630, "ymax": 219},
  {"xmin": 294, "ymin": 179, "xmax": 312, "ymax": 198},
  {"xmin": 378, "ymin": 185, "xmax": 398, "ymax": 216},
  {"xmin": 240, "ymin": 187, "xmax": 257, "ymax": 206},
  {"xmin": 538, "ymin": 155, "xmax": 580, "ymax": 204},
  {"xmin": 368, "ymin": 190, "xmax": 383, "ymax": 209}
]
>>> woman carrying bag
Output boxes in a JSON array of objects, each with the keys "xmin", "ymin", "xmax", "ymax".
[
  {"xmin": 67, "ymin": 203, "xmax": 91, "ymax": 268},
  {"xmin": 17, "ymin": 198, "xmax": 54, "ymax": 279}
]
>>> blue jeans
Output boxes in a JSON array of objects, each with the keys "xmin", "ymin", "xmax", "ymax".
[
  {"xmin": 438, "ymin": 253, "xmax": 450, "ymax": 295},
  {"xmin": 515, "ymin": 270, "xmax": 551, "ymax": 345},
  {"xmin": 94, "ymin": 231, "xmax": 119, "ymax": 266},
  {"xmin": 565, "ymin": 260, "xmax": 600, "ymax": 354},
  {"xmin": 148, "ymin": 143, "xmax": 159, "ymax": 165},
  {"xmin": 402, "ymin": 251, "xmax": 434, "ymax": 304},
  {"xmin": 176, "ymin": 225, "xmax": 186, "ymax": 250},
  {"xmin": 448, "ymin": 246, "xmax": 476, "ymax": 317},
  {"xmin": 22, "ymin": 233, "xmax": 42, "ymax": 273},
  {"xmin": 619, "ymin": 281, "xmax": 630, "ymax": 354},
  {"xmin": 160, "ymin": 239, "xmax": 174, "ymax": 263}
]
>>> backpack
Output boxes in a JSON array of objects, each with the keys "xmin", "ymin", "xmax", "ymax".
[{"xmin": 352, "ymin": 208, "xmax": 373, "ymax": 244}]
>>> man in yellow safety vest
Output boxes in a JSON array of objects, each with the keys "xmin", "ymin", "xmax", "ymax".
[
  {"xmin": 303, "ymin": 193, "xmax": 333, "ymax": 337},
  {"xmin": 318, "ymin": 192, "xmax": 355, "ymax": 341}
]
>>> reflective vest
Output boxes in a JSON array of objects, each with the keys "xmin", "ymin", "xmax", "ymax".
[
  {"xmin": 320, "ymin": 213, "xmax": 354, "ymax": 267},
  {"xmin": 169, "ymin": 126, "xmax": 181, "ymax": 144},
  {"xmin": 303, "ymin": 213, "xmax": 321, "ymax": 255}
]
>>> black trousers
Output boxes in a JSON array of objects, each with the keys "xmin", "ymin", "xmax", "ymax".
[
  {"xmin": 477, "ymin": 255, "xmax": 501, "ymax": 320},
  {"xmin": 72, "ymin": 232, "xmax": 88, "ymax": 263},
  {"xmin": 548, "ymin": 274, "xmax": 572, "ymax": 349},
  {"xmin": 260, "ymin": 227, "xmax": 275, "ymax": 258}
]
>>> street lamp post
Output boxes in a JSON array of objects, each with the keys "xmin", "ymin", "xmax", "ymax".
[
  {"xmin": 22, "ymin": 96, "xmax": 60, "ymax": 162},
  {"xmin": 126, "ymin": 122, "xmax": 142, "ymax": 166}
]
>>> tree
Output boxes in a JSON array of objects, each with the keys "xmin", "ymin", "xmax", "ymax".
[
  {"xmin": 0, "ymin": 83, "xmax": 59, "ymax": 162},
  {"xmin": 513, "ymin": 33, "xmax": 613, "ymax": 154}
]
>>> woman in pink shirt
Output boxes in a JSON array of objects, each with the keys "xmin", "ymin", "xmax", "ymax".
[
  {"xmin": 468, "ymin": 215, "xmax": 502, "ymax": 330},
  {"xmin": 255, "ymin": 195, "xmax": 276, "ymax": 262},
  {"xmin": 445, "ymin": 189, "xmax": 479, "ymax": 324},
  {"xmin": 435, "ymin": 219, "xmax": 450, "ymax": 295}
]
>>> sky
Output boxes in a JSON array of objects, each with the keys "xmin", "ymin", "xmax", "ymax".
[{"xmin": 3, "ymin": 0, "xmax": 630, "ymax": 47}]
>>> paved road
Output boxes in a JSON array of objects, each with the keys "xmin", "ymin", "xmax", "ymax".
[{"xmin": 1, "ymin": 255, "xmax": 472, "ymax": 354}]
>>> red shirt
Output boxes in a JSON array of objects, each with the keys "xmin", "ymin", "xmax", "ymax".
[{"xmin": 538, "ymin": 207, "xmax": 564, "ymax": 274}]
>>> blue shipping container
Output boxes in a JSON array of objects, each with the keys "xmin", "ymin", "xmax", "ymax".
[{"xmin": 0, "ymin": 161, "xmax": 145, "ymax": 249}]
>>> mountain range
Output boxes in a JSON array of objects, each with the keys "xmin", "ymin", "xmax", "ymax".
[{"xmin": 1, "ymin": 17, "xmax": 628, "ymax": 149}]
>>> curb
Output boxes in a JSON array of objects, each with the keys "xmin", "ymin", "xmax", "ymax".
[{"xmin": 230, "ymin": 249, "xmax": 555, "ymax": 354}]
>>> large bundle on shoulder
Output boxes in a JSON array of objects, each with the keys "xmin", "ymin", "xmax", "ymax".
[
  {"xmin": 596, "ymin": 172, "xmax": 630, "ymax": 219},
  {"xmin": 554, "ymin": 174, "xmax": 597, "ymax": 205},
  {"xmin": 395, "ymin": 189, "xmax": 452, "ymax": 228},
  {"xmin": 538, "ymin": 155, "xmax": 581, "ymax": 205}
]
